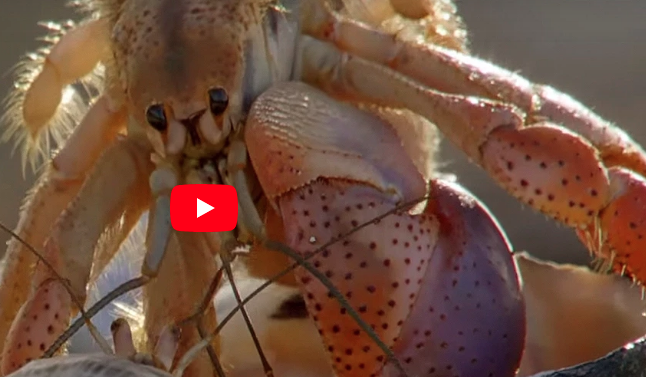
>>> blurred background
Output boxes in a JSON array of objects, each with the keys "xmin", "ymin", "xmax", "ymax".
[{"xmin": 0, "ymin": 1, "xmax": 644, "ymax": 266}]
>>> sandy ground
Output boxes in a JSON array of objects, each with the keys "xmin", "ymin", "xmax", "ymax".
[{"xmin": 0, "ymin": 1, "xmax": 644, "ymax": 266}]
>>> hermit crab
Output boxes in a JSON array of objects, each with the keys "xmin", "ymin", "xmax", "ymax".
[{"xmin": 1, "ymin": 0, "xmax": 646, "ymax": 377}]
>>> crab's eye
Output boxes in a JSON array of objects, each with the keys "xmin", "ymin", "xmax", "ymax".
[
  {"xmin": 146, "ymin": 104, "xmax": 167, "ymax": 131},
  {"xmin": 208, "ymin": 87, "xmax": 229, "ymax": 115}
]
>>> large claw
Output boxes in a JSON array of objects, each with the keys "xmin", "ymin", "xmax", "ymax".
[
  {"xmin": 274, "ymin": 178, "xmax": 524, "ymax": 377},
  {"xmin": 385, "ymin": 180, "xmax": 525, "ymax": 377},
  {"xmin": 277, "ymin": 180, "xmax": 436, "ymax": 377},
  {"xmin": 245, "ymin": 81, "xmax": 525, "ymax": 377}
]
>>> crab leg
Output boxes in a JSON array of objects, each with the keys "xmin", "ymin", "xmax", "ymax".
[
  {"xmin": 0, "ymin": 95, "xmax": 125, "ymax": 366},
  {"xmin": 20, "ymin": 18, "xmax": 109, "ymax": 134},
  {"xmin": 245, "ymin": 82, "xmax": 525, "ymax": 377},
  {"xmin": 142, "ymin": 230, "xmax": 220, "ymax": 377},
  {"xmin": 299, "ymin": 33, "xmax": 646, "ymax": 283},
  {"xmin": 302, "ymin": 3, "xmax": 646, "ymax": 174},
  {"xmin": 1, "ymin": 136, "xmax": 153, "ymax": 376},
  {"xmin": 143, "ymin": 166, "xmax": 221, "ymax": 377}
]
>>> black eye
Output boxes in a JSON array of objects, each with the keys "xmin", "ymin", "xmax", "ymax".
[
  {"xmin": 208, "ymin": 87, "xmax": 229, "ymax": 115},
  {"xmin": 146, "ymin": 104, "xmax": 167, "ymax": 131}
]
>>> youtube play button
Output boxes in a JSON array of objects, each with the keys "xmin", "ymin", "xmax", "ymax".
[
  {"xmin": 170, "ymin": 184, "xmax": 238, "ymax": 232},
  {"xmin": 197, "ymin": 198, "xmax": 214, "ymax": 218}
]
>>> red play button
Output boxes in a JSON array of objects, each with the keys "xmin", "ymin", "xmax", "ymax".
[{"xmin": 170, "ymin": 184, "xmax": 238, "ymax": 232}]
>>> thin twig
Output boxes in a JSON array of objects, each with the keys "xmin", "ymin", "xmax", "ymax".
[
  {"xmin": 221, "ymin": 249, "xmax": 275, "ymax": 377},
  {"xmin": 175, "ymin": 266, "xmax": 226, "ymax": 377},
  {"xmin": 196, "ymin": 320, "xmax": 227, "ymax": 377}
]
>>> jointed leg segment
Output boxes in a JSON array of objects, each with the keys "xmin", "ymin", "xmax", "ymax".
[
  {"xmin": 0, "ymin": 94, "xmax": 126, "ymax": 369},
  {"xmin": 143, "ymin": 164, "xmax": 223, "ymax": 376},
  {"xmin": 300, "ymin": 3, "xmax": 646, "ymax": 283},
  {"xmin": 1, "ymin": 137, "xmax": 153, "ymax": 375},
  {"xmin": 21, "ymin": 18, "xmax": 109, "ymax": 134}
]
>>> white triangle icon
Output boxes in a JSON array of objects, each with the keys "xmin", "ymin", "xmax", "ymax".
[{"xmin": 197, "ymin": 198, "xmax": 214, "ymax": 218}]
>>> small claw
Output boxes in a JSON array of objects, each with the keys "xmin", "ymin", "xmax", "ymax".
[
  {"xmin": 482, "ymin": 123, "xmax": 610, "ymax": 227},
  {"xmin": 578, "ymin": 167, "xmax": 646, "ymax": 282},
  {"xmin": 384, "ymin": 180, "xmax": 525, "ymax": 377},
  {"xmin": 1, "ymin": 279, "xmax": 72, "ymax": 376}
]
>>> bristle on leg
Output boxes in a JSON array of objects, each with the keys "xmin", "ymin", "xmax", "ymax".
[{"xmin": 1, "ymin": 18, "xmax": 108, "ymax": 173}]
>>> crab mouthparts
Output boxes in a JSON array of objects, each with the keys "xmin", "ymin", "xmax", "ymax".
[{"xmin": 180, "ymin": 109, "xmax": 207, "ymax": 146}]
